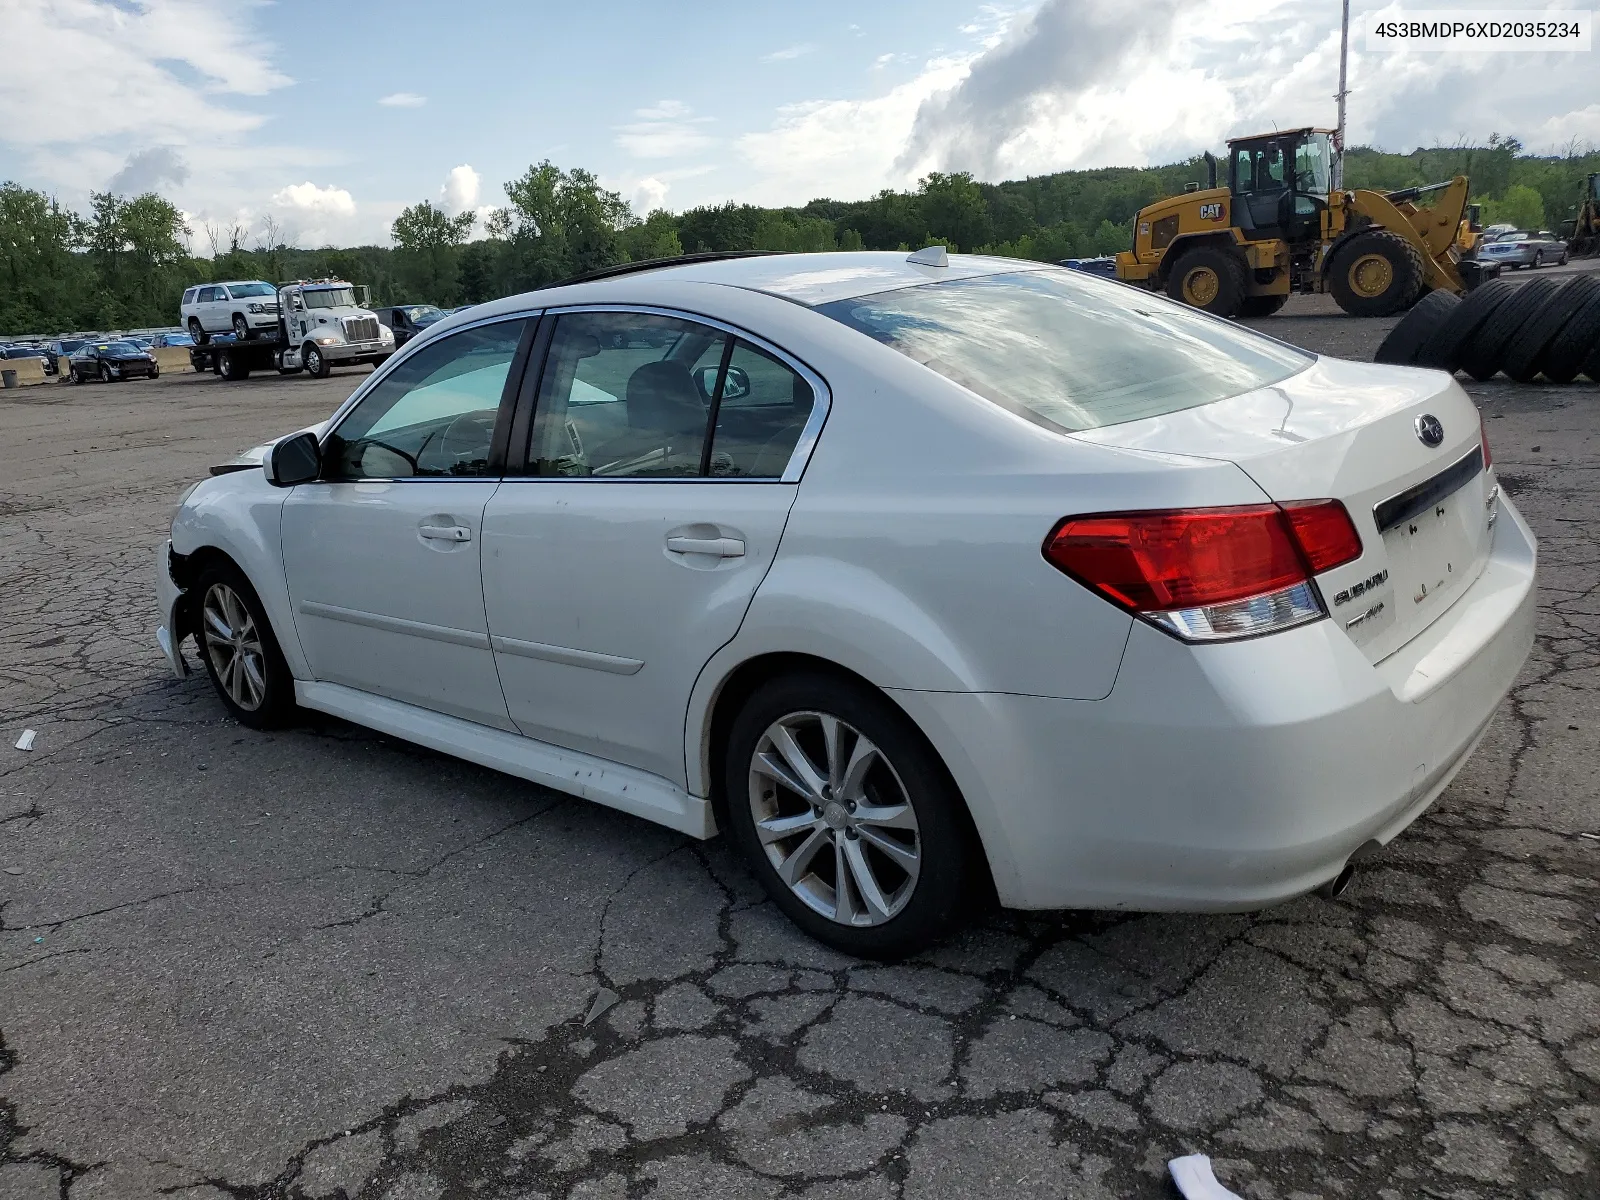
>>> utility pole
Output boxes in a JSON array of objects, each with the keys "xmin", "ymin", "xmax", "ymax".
[{"xmin": 1333, "ymin": 0, "xmax": 1350, "ymax": 189}]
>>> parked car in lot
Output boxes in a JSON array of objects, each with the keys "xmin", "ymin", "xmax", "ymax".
[
  {"xmin": 68, "ymin": 339, "xmax": 159, "ymax": 382},
  {"xmin": 149, "ymin": 331, "xmax": 196, "ymax": 348},
  {"xmin": 2, "ymin": 344, "xmax": 56, "ymax": 374},
  {"xmin": 1060, "ymin": 256, "xmax": 1119, "ymax": 278},
  {"xmin": 181, "ymin": 280, "xmax": 282, "ymax": 343},
  {"xmin": 1479, "ymin": 229, "xmax": 1568, "ymax": 269},
  {"xmin": 372, "ymin": 304, "xmax": 448, "ymax": 346},
  {"xmin": 157, "ymin": 250, "xmax": 1535, "ymax": 956}
]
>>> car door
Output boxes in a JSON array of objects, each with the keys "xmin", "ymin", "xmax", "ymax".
[
  {"xmin": 198, "ymin": 286, "xmax": 225, "ymax": 331},
  {"xmin": 481, "ymin": 307, "xmax": 824, "ymax": 784},
  {"xmin": 280, "ymin": 315, "xmax": 536, "ymax": 728}
]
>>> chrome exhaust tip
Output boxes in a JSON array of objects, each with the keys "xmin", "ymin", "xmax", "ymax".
[{"xmin": 1317, "ymin": 862, "xmax": 1358, "ymax": 900}]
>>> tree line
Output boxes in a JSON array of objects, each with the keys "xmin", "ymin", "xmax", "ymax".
[{"xmin": 3, "ymin": 137, "xmax": 1598, "ymax": 336}]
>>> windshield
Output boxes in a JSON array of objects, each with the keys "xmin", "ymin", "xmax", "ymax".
[
  {"xmin": 405, "ymin": 305, "xmax": 446, "ymax": 325},
  {"xmin": 227, "ymin": 282, "xmax": 276, "ymax": 298},
  {"xmin": 817, "ymin": 269, "xmax": 1310, "ymax": 434},
  {"xmin": 303, "ymin": 287, "xmax": 355, "ymax": 309},
  {"xmin": 1295, "ymin": 134, "xmax": 1333, "ymax": 195}
]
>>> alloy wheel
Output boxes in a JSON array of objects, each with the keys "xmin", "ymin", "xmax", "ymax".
[
  {"xmin": 747, "ymin": 710, "xmax": 921, "ymax": 927},
  {"xmin": 202, "ymin": 582, "xmax": 267, "ymax": 711}
]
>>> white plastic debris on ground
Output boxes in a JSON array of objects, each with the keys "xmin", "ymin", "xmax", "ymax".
[
  {"xmin": 1169, "ymin": 1154, "xmax": 1244, "ymax": 1199},
  {"xmin": 14, "ymin": 729, "xmax": 36, "ymax": 751}
]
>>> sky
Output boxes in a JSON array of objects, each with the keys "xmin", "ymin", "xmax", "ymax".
[{"xmin": 1, "ymin": 0, "xmax": 1596, "ymax": 250}]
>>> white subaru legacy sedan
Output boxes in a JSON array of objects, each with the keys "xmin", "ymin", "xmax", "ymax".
[{"xmin": 156, "ymin": 251, "xmax": 1536, "ymax": 957}]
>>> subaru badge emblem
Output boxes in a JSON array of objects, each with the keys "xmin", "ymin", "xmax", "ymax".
[{"xmin": 1414, "ymin": 414, "xmax": 1444, "ymax": 448}]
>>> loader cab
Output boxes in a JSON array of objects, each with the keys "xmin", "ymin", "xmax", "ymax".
[{"xmin": 1227, "ymin": 129, "xmax": 1332, "ymax": 245}]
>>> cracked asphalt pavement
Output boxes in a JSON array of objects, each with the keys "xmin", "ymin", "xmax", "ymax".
[{"xmin": 2, "ymin": 298, "xmax": 1598, "ymax": 1199}]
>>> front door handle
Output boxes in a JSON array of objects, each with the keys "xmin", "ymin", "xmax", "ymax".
[
  {"xmin": 419, "ymin": 523, "xmax": 472, "ymax": 543},
  {"xmin": 665, "ymin": 535, "xmax": 745, "ymax": 558}
]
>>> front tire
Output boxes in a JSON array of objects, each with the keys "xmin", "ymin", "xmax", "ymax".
[
  {"xmin": 723, "ymin": 673, "xmax": 976, "ymax": 959},
  {"xmin": 304, "ymin": 343, "xmax": 330, "ymax": 378},
  {"xmin": 233, "ymin": 314, "xmax": 252, "ymax": 340},
  {"xmin": 99, "ymin": 363, "xmax": 112, "ymax": 383},
  {"xmin": 1163, "ymin": 245, "xmax": 1246, "ymax": 317},
  {"xmin": 194, "ymin": 562, "xmax": 296, "ymax": 729},
  {"xmin": 1534, "ymin": 251, "xmax": 1545, "ymax": 269},
  {"xmin": 1328, "ymin": 229, "xmax": 1425, "ymax": 317}
]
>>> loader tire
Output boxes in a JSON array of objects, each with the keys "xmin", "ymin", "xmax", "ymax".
[
  {"xmin": 1375, "ymin": 290, "xmax": 1459, "ymax": 366},
  {"xmin": 1417, "ymin": 280, "xmax": 1515, "ymax": 372},
  {"xmin": 1238, "ymin": 294, "xmax": 1289, "ymax": 318},
  {"xmin": 1164, "ymin": 246, "xmax": 1246, "ymax": 317},
  {"xmin": 1540, "ymin": 286, "xmax": 1600, "ymax": 383},
  {"xmin": 1328, "ymin": 230, "xmax": 1426, "ymax": 317},
  {"xmin": 1503, "ymin": 277, "xmax": 1600, "ymax": 382},
  {"xmin": 1458, "ymin": 278, "xmax": 1563, "ymax": 382}
]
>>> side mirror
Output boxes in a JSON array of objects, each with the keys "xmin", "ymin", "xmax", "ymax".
[
  {"xmin": 290, "ymin": 296, "xmax": 305, "ymax": 311},
  {"xmin": 695, "ymin": 364, "xmax": 752, "ymax": 402},
  {"xmin": 265, "ymin": 431, "xmax": 321, "ymax": 487}
]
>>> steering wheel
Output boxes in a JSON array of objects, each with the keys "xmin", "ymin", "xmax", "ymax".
[{"xmin": 439, "ymin": 409, "xmax": 497, "ymax": 466}]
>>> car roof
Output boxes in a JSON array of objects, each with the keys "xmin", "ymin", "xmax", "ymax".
[{"xmin": 466, "ymin": 251, "xmax": 1043, "ymax": 319}]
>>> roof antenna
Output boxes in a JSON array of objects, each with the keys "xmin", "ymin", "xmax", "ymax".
[{"xmin": 907, "ymin": 244, "xmax": 949, "ymax": 267}]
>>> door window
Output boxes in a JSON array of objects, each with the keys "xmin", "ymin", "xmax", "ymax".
[
  {"xmin": 324, "ymin": 319, "xmax": 527, "ymax": 480},
  {"xmin": 527, "ymin": 310, "xmax": 815, "ymax": 479},
  {"xmin": 199, "ymin": 287, "xmax": 222, "ymax": 303},
  {"xmin": 528, "ymin": 311, "xmax": 728, "ymax": 478}
]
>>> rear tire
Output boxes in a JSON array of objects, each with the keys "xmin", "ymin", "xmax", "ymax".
[
  {"xmin": 1417, "ymin": 279, "xmax": 1515, "ymax": 372},
  {"xmin": 1502, "ymin": 278, "xmax": 1593, "ymax": 382},
  {"xmin": 193, "ymin": 561, "xmax": 296, "ymax": 730},
  {"xmin": 1459, "ymin": 278, "xmax": 1564, "ymax": 382},
  {"xmin": 1237, "ymin": 294, "xmax": 1289, "ymax": 318},
  {"xmin": 1164, "ymin": 245, "xmax": 1246, "ymax": 317},
  {"xmin": 189, "ymin": 319, "xmax": 208, "ymax": 346},
  {"xmin": 1540, "ymin": 285, "xmax": 1600, "ymax": 383},
  {"xmin": 723, "ymin": 672, "xmax": 977, "ymax": 959},
  {"xmin": 1328, "ymin": 230, "xmax": 1426, "ymax": 317},
  {"xmin": 1374, "ymin": 290, "xmax": 1459, "ymax": 365},
  {"xmin": 217, "ymin": 350, "xmax": 252, "ymax": 381}
]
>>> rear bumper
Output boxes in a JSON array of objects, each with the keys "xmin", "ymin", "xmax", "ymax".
[{"xmin": 896, "ymin": 495, "xmax": 1537, "ymax": 911}]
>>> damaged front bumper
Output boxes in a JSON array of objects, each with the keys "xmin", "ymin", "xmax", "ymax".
[{"xmin": 155, "ymin": 540, "xmax": 189, "ymax": 678}]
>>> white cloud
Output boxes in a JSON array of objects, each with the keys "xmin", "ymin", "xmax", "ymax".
[
  {"xmin": 379, "ymin": 92, "xmax": 428, "ymax": 108},
  {"xmin": 439, "ymin": 164, "xmax": 481, "ymax": 215},
  {"xmin": 616, "ymin": 100, "xmax": 716, "ymax": 159},
  {"xmin": 761, "ymin": 43, "xmax": 817, "ymax": 62},
  {"xmin": 0, "ymin": 0, "xmax": 287, "ymax": 147},
  {"xmin": 272, "ymin": 182, "xmax": 357, "ymax": 216},
  {"xmin": 632, "ymin": 177, "xmax": 670, "ymax": 213}
]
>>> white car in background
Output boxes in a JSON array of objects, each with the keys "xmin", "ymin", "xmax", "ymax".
[
  {"xmin": 180, "ymin": 280, "xmax": 281, "ymax": 343},
  {"xmin": 155, "ymin": 250, "xmax": 1535, "ymax": 957}
]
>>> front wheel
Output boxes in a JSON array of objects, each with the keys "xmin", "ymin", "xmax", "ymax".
[
  {"xmin": 723, "ymin": 673, "xmax": 978, "ymax": 959},
  {"xmin": 304, "ymin": 344, "xmax": 330, "ymax": 378},
  {"xmin": 99, "ymin": 363, "xmax": 112, "ymax": 383},
  {"xmin": 194, "ymin": 562, "xmax": 296, "ymax": 729},
  {"xmin": 233, "ymin": 314, "xmax": 252, "ymax": 340},
  {"xmin": 1328, "ymin": 229, "xmax": 1426, "ymax": 317},
  {"xmin": 1534, "ymin": 251, "xmax": 1544, "ymax": 268}
]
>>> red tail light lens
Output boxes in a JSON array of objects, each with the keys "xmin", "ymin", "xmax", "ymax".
[{"xmin": 1044, "ymin": 501, "xmax": 1363, "ymax": 642}]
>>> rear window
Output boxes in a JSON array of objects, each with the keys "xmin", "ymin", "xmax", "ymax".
[{"xmin": 817, "ymin": 269, "xmax": 1310, "ymax": 434}]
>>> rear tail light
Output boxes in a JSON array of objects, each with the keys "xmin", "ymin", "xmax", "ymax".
[{"xmin": 1044, "ymin": 501, "xmax": 1363, "ymax": 642}]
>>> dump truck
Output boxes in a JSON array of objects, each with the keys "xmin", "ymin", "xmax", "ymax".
[{"xmin": 1116, "ymin": 128, "xmax": 1496, "ymax": 318}]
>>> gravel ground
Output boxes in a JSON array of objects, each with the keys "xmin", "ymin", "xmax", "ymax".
[{"xmin": 1, "ymin": 289, "xmax": 1598, "ymax": 1200}]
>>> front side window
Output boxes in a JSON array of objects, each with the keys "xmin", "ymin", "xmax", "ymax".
[
  {"xmin": 1294, "ymin": 135, "xmax": 1332, "ymax": 195},
  {"xmin": 199, "ymin": 287, "xmax": 222, "ymax": 303},
  {"xmin": 818, "ymin": 269, "xmax": 1309, "ymax": 434},
  {"xmin": 324, "ymin": 319, "xmax": 526, "ymax": 479}
]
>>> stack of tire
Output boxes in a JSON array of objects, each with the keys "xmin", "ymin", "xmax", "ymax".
[{"xmin": 1375, "ymin": 276, "xmax": 1600, "ymax": 383}]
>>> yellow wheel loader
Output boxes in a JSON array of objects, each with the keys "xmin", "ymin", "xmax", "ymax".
[{"xmin": 1115, "ymin": 128, "xmax": 1496, "ymax": 318}]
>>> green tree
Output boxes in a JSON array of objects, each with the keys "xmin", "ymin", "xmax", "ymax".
[
  {"xmin": 619, "ymin": 209, "xmax": 683, "ymax": 261},
  {"xmin": 491, "ymin": 162, "xmax": 632, "ymax": 290},
  {"xmin": 916, "ymin": 172, "xmax": 992, "ymax": 253},
  {"xmin": 1484, "ymin": 184, "xmax": 1546, "ymax": 230},
  {"xmin": 391, "ymin": 200, "xmax": 475, "ymax": 304}
]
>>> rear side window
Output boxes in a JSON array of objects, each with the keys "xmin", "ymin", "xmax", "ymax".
[
  {"xmin": 817, "ymin": 269, "xmax": 1309, "ymax": 434},
  {"xmin": 182, "ymin": 288, "xmax": 197, "ymax": 305}
]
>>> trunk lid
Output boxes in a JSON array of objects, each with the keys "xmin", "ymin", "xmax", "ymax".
[{"xmin": 1071, "ymin": 355, "xmax": 1495, "ymax": 663}]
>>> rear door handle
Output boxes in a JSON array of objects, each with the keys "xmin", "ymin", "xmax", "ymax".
[
  {"xmin": 665, "ymin": 535, "xmax": 745, "ymax": 558},
  {"xmin": 419, "ymin": 523, "xmax": 472, "ymax": 543}
]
